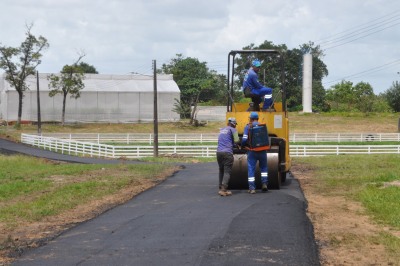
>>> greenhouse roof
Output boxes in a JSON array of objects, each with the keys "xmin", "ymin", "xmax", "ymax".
[{"xmin": 1, "ymin": 73, "xmax": 180, "ymax": 93}]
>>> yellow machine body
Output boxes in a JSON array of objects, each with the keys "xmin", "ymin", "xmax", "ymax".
[
  {"xmin": 226, "ymin": 103, "xmax": 291, "ymax": 189},
  {"xmin": 227, "ymin": 102, "xmax": 291, "ymax": 172},
  {"xmin": 226, "ymin": 49, "xmax": 291, "ymax": 189}
]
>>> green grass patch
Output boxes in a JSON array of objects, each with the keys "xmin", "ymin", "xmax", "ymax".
[
  {"xmin": 0, "ymin": 155, "xmax": 177, "ymax": 226},
  {"xmin": 358, "ymin": 185, "xmax": 400, "ymax": 228},
  {"xmin": 294, "ymin": 154, "xmax": 400, "ymax": 230},
  {"xmin": 0, "ymin": 155, "xmax": 104, "ymax": 200},
  {"xmin": 373, "ymin": 232, "xmax": 400, "ymax": 258},
  {"xmin": 137, "ymin": 156, "xmax": 215, "ymax": 163}
]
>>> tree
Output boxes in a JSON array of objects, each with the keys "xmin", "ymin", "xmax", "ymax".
[
  {"xmin": 0, "ymin": 24, "xmax": 49, "ymax": 127},
  {"xmin": 383, "ymin": 81, "xmax": 400, "ymax": 112},
  {"xmin": 234, "ymin": 41, "xmax": 329, "ymax": 110},
  {"xmin": 353, "ymin": 82, "xmax": 374, "ymax": 113},
  {"xmin": 161, "ymin": 54, "xmax": 215, "ymax": 124},
  {"xmin": 48, "ymin": 54, "xmax": 85, "ymax": 126},
  {"xmin": 326, "ymin": 81, "xmax": 355, "ymax": 111},
  {"xmin": 77, "ymin": 62, "xmax": 98, "ymax": 73},
  {"xmin": 326, "ymin": 81, "xmax": 379, "ymax": 113},
  {"xmin": 312, "ymin": 81, "xmax": 330, "ymax": 112}
]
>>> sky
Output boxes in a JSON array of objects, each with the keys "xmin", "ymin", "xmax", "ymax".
[{"xmin": 1, "ymin": 0, "xmax": 399, "ymax": 94}]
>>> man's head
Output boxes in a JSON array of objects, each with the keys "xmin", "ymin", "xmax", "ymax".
[
  {"xmin": 228, "ymin": 117, "xmax": 237, "ymax": 127},
  {"xmin": 249, "ymin": 112, "xmax": 259, "ymax": 120},
  {"xmin": 252, "ymin": 60, "xmax": 261, "ymax": 72}
]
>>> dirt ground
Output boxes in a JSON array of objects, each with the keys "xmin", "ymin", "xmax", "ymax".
[
  {"xmin": 1, "ymin": 163, "xmax": 398, "ymax": 265},
  {"xmin": 292, "ymin": 162, "xmax": 399, "ymax": 266}
]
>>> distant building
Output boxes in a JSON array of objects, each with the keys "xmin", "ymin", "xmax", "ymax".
[{"xmin": 0, "ymin": 73, "xmax": 180, "ymax": 123}]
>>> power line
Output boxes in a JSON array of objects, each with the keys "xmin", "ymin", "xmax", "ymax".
[
  {"xmin": 323, "ymin": 21, "xmax": 400, "ymax": 51},
  {"xmin": 323, "ymin": 58, "xmax": 400, "ymax": 86},
  {"xmin": 317, "ymin": 10, "xmax": 400, "ymax": 50},
  {"xmin": 316, "ymin": 10, "xmax": 400, "ymax": 44}
]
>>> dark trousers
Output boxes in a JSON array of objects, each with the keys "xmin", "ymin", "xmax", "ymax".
[{"xmin": 217, "ymin": 152, "xmax": 234, "ymax": 189}]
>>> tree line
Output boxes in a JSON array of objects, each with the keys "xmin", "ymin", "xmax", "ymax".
[
  {"xmin": 1, "ymin": 25, "xmax": 399, "ymax": 127},
  {"xmin": 160, "ymin": 41, "xmax": 400, "ymax": 120}
]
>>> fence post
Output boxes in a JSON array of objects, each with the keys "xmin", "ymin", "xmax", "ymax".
[{"xmin": 398, "ymin": 118, "xmax": 400, "ymax": 132}]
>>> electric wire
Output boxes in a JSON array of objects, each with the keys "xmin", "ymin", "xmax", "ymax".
[{"xmin": 323, "ymin": 58, "xmax": 400, "ymax": 87}]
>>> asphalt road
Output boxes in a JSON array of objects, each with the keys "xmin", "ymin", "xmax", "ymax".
[{"xmin": 1, "ymin": 138, "xmax": 320, "ymax": 265}]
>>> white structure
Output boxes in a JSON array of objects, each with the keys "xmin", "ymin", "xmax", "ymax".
[
  {"xmin": 0, "ymin": 73, "xmax": 180, "ymax": 123},
  {"xmin": 193, "ymin": 106, "xmax": 226, "ymax": 121},
  {"xmin": 302, "ymin": 53, "xmax": 312, "ymax": 113}
]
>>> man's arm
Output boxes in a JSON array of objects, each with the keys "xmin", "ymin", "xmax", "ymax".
[{"xmin": 232, "ymin": 129, "xmax": 239, "ymax": 143}]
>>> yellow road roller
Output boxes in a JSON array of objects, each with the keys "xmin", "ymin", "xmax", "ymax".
[{"xmin": 226, "ymin": 50, "xmax": 291, "ymax": 189}]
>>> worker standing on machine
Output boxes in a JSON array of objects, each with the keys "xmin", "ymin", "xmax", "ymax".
[
  {"xmin": 241, "ymin": 112, "xmax": 268, "ymax": 194},
  {"xmin": 216, "ymin": 117, "xmax": 240, "ymax": 196},
  {"xmin": 242, "ymin": 60, "xmax": 273, "ymax": 111}
]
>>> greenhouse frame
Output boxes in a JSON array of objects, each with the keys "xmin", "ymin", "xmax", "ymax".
[{"xmin": 0, "ymin": 73, "xmax": 180, "ymax": 123}]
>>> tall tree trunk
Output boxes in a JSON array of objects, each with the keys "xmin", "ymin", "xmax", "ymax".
[
  {"xmin": 17, "ymin": 91, "xmax": 23, "ymax": 128},
  {"xmin": 190, "ymin": 92, "xmax": 201, "ymax": 125},
  {"xmin": 62, "ymin": 92, "xmax": 67, "ymax": 126}
]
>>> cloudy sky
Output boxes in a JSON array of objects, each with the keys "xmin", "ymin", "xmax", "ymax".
[{"xmin": 1, "ymin": 0, "xmax": 399, "ymax": 94}]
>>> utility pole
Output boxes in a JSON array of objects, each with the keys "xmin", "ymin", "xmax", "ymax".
[
  {"xmin": 36, "ymin": 71, "xmax": 42, "ymax": 135},
  {"xmin": 153, "ymin": 60, "xmax": 159, "ymax": 157}
]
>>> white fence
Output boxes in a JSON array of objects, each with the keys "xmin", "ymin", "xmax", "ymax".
[
  {"xmin": 290, "ymin": 145, "xmax": 400, "ymax": 156},
  {"xmin": 21, "ymin": 134, "xmax": 400, "ymax": 158},
  {"xmin": 21, "ymin": 134, "xmax": 215, "ymax": 158},
  {"xmin": 290, "ymin": 133, "xmax": 400, "ymax": 142},
  {"xmin": 38, "ymin": 132, "xmax": 400, "ymax": 144},
  {"xmin": 39, "ymin": 133, "xmax": 220, "ymax": 144}
]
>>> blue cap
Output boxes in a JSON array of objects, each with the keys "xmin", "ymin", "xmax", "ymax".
[
  {"xmin": 250, "ymin": 112, "xmax": 259, "ymax": 119},
  {"xmin": 252, "ymin": 60, "xmax": 261, "ymax": 67}
]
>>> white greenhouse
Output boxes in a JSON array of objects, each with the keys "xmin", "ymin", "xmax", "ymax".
[{"xmin": 0, "ymin": 73, "xmax": 180, "ymax": 123}]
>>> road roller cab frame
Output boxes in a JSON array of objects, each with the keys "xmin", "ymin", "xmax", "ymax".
[{"xmin": 226, "ymin": 50, "xmax": 291, "ymax": 190}]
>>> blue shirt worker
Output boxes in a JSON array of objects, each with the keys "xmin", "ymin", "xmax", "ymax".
[
  {"xmin": 241, "ymin": 112, "xmax": 268, "ymax": 194},
  {"xmin": 242, "ymin": 60, "xmax": 273, "ymax": 111},
  {"xmin": 216, "ymin": 117, "xmax": 240, "ymax": 196}
]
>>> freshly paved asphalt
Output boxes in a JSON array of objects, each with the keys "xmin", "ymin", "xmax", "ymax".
[{"xmin": 1, "ymin": 138, "xmax": 320, "ymax": 265}]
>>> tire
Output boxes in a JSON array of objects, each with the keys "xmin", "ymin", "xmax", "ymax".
[{"xmin": 267, "ymin": 152, "xmax": 281, "ymax": 189}]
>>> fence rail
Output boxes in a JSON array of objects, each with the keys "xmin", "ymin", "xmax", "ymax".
[
  {"xmin": 39, "ymin": 133, "xmax": 220, "ymax": 144},
  {"xmin": 38, "ymin": 132, "xmax": 400, "ymax": 144},
  {"xmin": 290, "ymin": 133, "xmax": 400, "ymax": 142},
  {"xmin": 21, "ymin": 134, "xmax": 400, "ymax": 158},
  {"xmin": 290, "ymin": 145, "xmax": 400, "ymax": 156}
]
